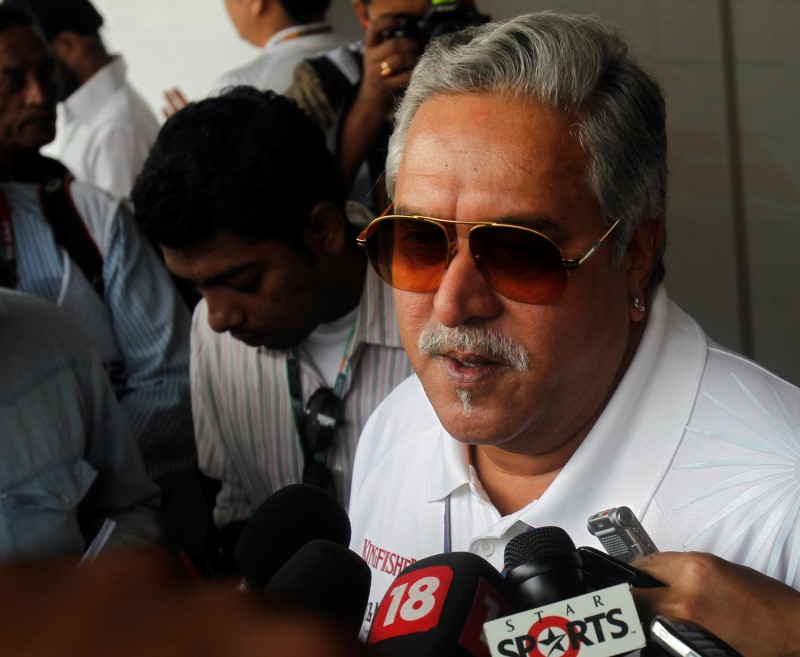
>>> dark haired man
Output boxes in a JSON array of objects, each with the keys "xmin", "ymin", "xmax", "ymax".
[
  {"xmin": 11, "ymin": 0, "xmax": 159, "ymax": 198},
  {"xmin": 133, "ymin": 88, "xmax": 413, "ymax": 564}
]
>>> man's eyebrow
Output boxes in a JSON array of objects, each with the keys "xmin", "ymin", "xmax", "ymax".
[{"xmin": 196, "ymin": 263, "xmax": 258, "ymax": 288}]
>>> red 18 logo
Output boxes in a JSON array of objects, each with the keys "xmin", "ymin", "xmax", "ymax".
[{"xmin": 368, "ymin": 566, "xmax": 454, "ymax": 643}]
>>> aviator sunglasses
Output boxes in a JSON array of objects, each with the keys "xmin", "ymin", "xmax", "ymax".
[{"xmin": 356, "ymin": 211, "xmax": 620, "ymax": 304}]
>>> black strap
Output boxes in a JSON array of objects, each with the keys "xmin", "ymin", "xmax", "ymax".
[
  {"xmin": 306, "ymin": 52, "xmax": 360, "ymax": 113},
  {"xmin": 39, "ymin": 177, "xmax": 105, "ymax": 299}
]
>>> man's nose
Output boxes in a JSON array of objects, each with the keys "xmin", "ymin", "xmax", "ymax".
[
  {"xmin": 25, "ymin": 74, "xmax": 52, "ymax": 105},
  {"xmin": 205, "ymin": 294, "xmax": 246, "ymax": 334},
  {"xmin": 432, "ymin": 238, "xmax": 502, "ymax": 328}
]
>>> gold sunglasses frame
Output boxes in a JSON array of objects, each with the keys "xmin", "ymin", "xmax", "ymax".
[{"xmin": 357, "ymin": 214, "xmax": 620, "ymax": 284}]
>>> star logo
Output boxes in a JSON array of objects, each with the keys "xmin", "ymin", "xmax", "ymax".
[{"xmin": 528, "ymin": 616, "xmax": 580, "ymax": 657}]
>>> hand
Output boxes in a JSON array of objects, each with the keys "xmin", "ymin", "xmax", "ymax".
[
  {"xmin": 359, "ymin": 13, "xmax": 421, "ymax": 113},
  {"xmin": 0, "ymin": 549, "xmax": 371, "ymax": 657},
  {"xmin": 632, "ymin": 551, "xmax": 800, "ymax": 657},
  {"xmin": 162, "ymin": 87, "xmax": 190, "ymax": 120}
]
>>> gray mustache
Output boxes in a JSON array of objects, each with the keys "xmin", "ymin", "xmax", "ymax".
[{"xmin": 418, "ymin": 325, "xmax": 529, "ymax": 371}]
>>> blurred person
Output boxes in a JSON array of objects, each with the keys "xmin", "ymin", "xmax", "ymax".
[
  {"xmin": 212, "ymin": 0, "xmax": 345, "ymax": 94},
  {"xmin": 0, "ymin": 548, "xmax": 373, "ymax": 657},
  {"xmin": 0, "ymin": 5, "xmax": 194, "ymax": 483},
  {"xmin": 132, "ymin": 87, "xmax": 413, "ymax": 570},
  {"xmin": 0, "ymin": 4, "xmax": 63, "ymax": 182},
  {"xmin": 0, "ymin": 288, "xmax": 160, "ymax": 562},
  {"xmin": 10, "ymin": 0, "xmax": 160, "ymax": 198},
  {"xmin": 634, "ymin": 551, "xmax": 800, "ymax": 657},
  {"xmin": 346, "ymin": 11, "xmax": 800, "ymax": 637},
  {"xmin": 162, "ymin": 0, "xmax": 345, "ymax": 118}
]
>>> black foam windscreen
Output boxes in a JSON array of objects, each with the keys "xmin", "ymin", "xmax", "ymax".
[
  {"xmin": 234, "ymin": 484, "xmax": 351, "ymax": 590},
  {"xmin": 504, "ymin": 526, "xmax": 577, "ymax": 571},
  {"xmin": 503, "ymin": 527, "xmax": 584, "ymax": 609},
  {"xmin": 265, "ymin": 539, "xmax": 371, "ymax": 634}
]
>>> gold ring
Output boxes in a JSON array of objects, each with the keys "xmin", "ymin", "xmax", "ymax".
[{"xmin": 380, "ymin": 60, "xmax": 392, "ymax": 78}]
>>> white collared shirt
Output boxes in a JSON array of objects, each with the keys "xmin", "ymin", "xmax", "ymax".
[
  {"xmin": 210, "ymin": 23, "xmax": 346, "ymax": 95},
  {"xmin": 349, "ymin": 287, "xmax": 800, "ymax": 638},
  {"xmin": 55, "ymin": 57, "xmax": 160, "ymax": 199}
]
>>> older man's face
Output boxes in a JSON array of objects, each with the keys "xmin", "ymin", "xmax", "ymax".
[
  {"xmin": 393, "ymin": 92, "xmax": 644, "ymax": 457},
  {"xmin": 0, "ymin": 25, "xmax": 57, "ymax": 156}
]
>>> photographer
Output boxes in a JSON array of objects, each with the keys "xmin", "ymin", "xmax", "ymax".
[{"xmin": 285, "ymin": 0, "xmax": 487, "ymax": 215}]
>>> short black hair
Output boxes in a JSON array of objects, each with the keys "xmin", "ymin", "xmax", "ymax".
[
  {"xmin": 0, "ymin": 4, "xmax": 35, "ymax": 34},
  {"xmin": 278, "ymin": 0, "xmax": 331, "ymax": 24},
  {"xmin": 132, "ymin": 87, "xmax": 346, "ymax": 250},
  {"xmin": 3, "ymin": 0, "xmax": 102, "ymax": 41}
]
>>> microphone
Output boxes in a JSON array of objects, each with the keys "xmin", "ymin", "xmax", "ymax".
[
  {"xmin": 234, "ymin": 484, "xmax": 351, "ymax": 591},
  {"xmin": 503, "ymin": 525, "xmax": 585, "ymax": 608},
  {"xmin": 367, "ymin": 551, "xmax": 516, "ymax": 657},
  {"xmin": 265, "ymin": 539, "xmax": 371, "ymax": 634},
  {"xmin": 483, "ymin": 527, "xmax": 648, "ymax": 657}
]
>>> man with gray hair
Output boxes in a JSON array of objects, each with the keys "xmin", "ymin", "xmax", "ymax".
[{"xmin": 348, "ymin": 10, "xmax": 800, "ymax": 638}]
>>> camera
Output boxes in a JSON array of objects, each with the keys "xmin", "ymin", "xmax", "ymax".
[{"xmin": 386, "ymin": 0, "xmax": 490, "ymax": 51}]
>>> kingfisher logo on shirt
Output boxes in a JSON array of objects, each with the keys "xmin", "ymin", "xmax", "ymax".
[{"xmin": 361, "ymin": 538, "xmax": 416, "ymax": 576}]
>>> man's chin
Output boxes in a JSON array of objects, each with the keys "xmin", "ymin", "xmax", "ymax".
[{"xmin": 232, "ymin": 332, "xmax": 298, "ymax": 351}]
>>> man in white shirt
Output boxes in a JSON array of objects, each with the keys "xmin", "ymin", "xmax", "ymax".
[
  {"xmin": 347, "ymin": 10, "xmax": 800, "ymax": 639},
  {"xmin": 211, "ymin": 0, "xmax": 345, "ymax": 95},
  {"xmin": 15, "ymin": 0, "xmax": 159, "ymax": 198}
]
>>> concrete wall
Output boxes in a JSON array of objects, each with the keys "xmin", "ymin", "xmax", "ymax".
[{"xmin": 92, "ymin": 0, "xmax": 800, "ymax": 385}]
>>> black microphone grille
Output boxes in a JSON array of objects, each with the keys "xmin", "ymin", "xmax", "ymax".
[{"xmin": 504, "ymin": 526, "xmax": 577, "ymax": 571}]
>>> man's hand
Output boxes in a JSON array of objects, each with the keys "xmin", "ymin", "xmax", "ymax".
[
  {"xmin": 632, "ymin": 551, "xmax": 800, "ymax": 657},
  {"xmin": 359, "ymin": 13, "xmax": 420, "ymax": 111},
  {"xmin": 0, "ymin": 549, "xmax": 371, "ymax": 657},
  {"xmin": 162, "ymin": 87, "xmax": 190, "ymax": 120}
]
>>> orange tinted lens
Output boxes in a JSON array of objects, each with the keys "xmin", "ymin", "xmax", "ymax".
[
  {"xmin": 364, "ymin": 217, "xmax": 449, "ymax": 292},
  {"xmin": 470, "ymin": 225, "xmax": 568, "ymax": 303}
]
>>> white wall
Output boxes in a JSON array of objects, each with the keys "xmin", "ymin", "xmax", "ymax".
[{"xmin": 92, "ymin": 0, "xmax": 800, "ymax": 385}]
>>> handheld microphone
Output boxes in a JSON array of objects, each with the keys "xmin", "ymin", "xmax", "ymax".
[
  {"xmin": 265, "ymin": 539, "xmax": 371, "ymax": 634},
  {"xmin": 367, "ymin": 551, "xmax": 516, "ymax": 657},
  {"xmin": 483, "ymin": 527, "xmax": 647, "ymax": 657},
  {"xmin": 234, "ymin": 484, "xmax": 351, "ymax": 591}
]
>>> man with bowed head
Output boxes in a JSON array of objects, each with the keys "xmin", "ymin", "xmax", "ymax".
[
  {"xmin": 132, "ymin": 88, "xmax": 412, "ymax": 569},
  {"xmin": 348, "ymin": 10, "xmax": 800, "ymax": 637}
]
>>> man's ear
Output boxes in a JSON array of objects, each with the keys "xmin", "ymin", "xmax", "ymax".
[
  {"xmin": 50, "ymin": 31, "xmax": 81, "ymax": 68},
  {"xmin": 305, "ymin": 202, "xmax": 348, "ymax": 256},
  {"xmin": 251, "ymin": 0, "xmax": 268, "ymax": 18},
  {"xmin": 626, "ymin": 216, "xmax": 665, "ymax": 320}
]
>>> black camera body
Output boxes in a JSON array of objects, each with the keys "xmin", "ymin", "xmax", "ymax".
[{"xmin": 387, "ymin": 1, "xmax": 490, "ymax": 51}]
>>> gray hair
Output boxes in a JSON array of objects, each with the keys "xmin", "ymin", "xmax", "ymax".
[{"xmin": 386, "ymin": 11, "xmax": 667, "ymax": 289}]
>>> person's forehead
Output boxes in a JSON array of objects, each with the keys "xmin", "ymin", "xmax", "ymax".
[
  {"xmin": 0, "ymin": 25, "xmax": 48, "ymax": 67},
  {"xmin": 395, "ymin": 93, "xmax": 597, "ymax": 228},
  {"xmin": 399, "ymin": 93, "xmax": 584, "ymax": 186}
]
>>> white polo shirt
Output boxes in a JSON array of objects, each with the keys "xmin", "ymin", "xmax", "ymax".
[{"xmin": 348, "ymin": 287, "xmax": 800, "ymax": 637}]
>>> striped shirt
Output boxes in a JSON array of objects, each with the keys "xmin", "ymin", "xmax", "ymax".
[
  {"xmin": 191, "ymin": 266, "xmax": 414, "ymax": 528},
  {"xmin": 4, "ymin": 181, "xmax": 195, "ymax": 481}
]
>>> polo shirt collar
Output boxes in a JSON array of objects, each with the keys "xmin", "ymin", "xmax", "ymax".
[
  {"xmin": 424, "ymin": 287, "xmax": 708, "ymax": 534},
  {"xmin": 264, "ymin": 22, "xmax": 332, "ymax": 51}
]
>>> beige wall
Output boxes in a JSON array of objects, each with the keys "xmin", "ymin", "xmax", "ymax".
[{"xmin": 97, "ymin": 0, "xmax": 800, "ymax": 385}]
